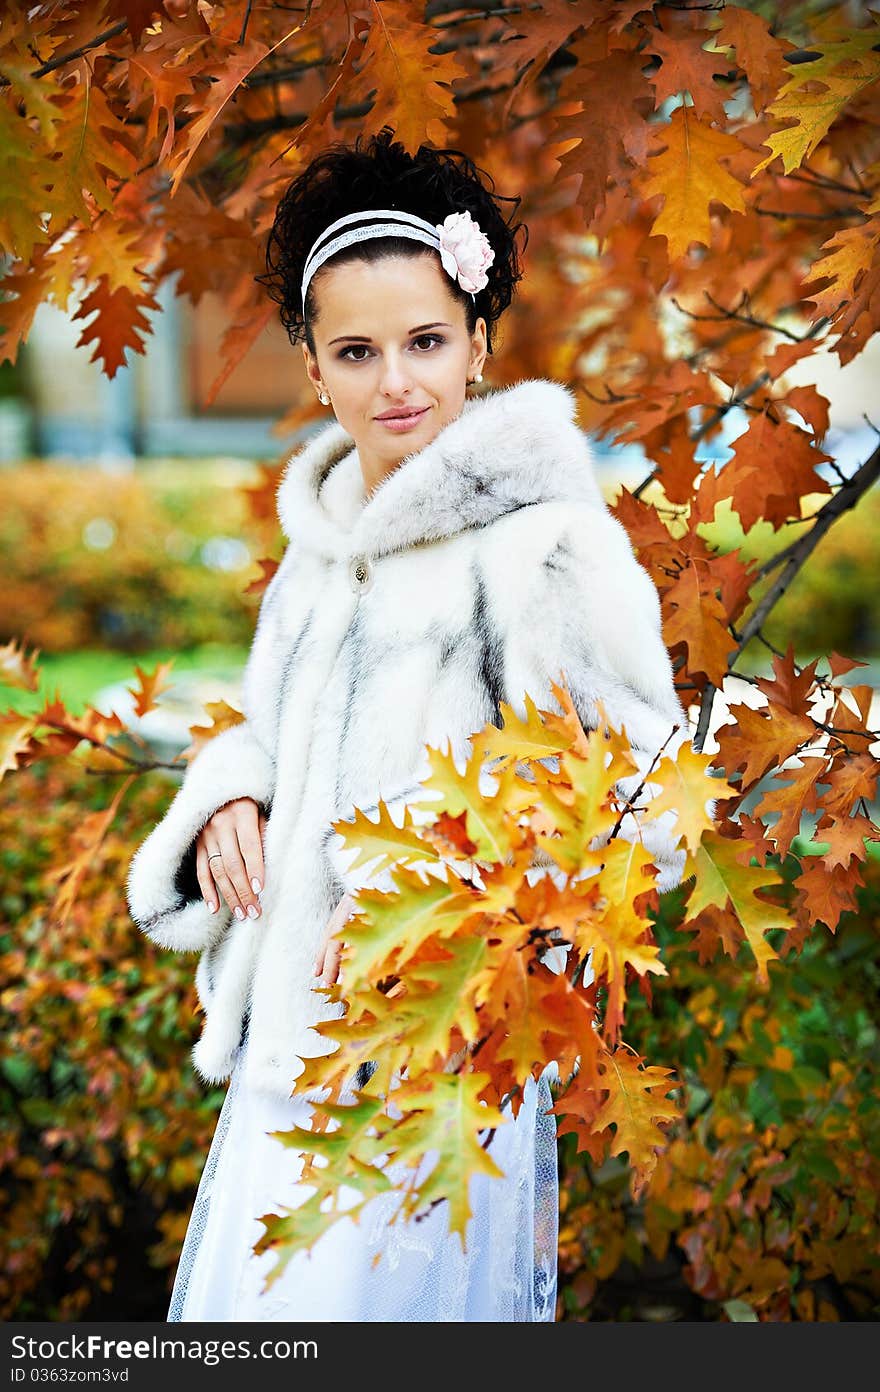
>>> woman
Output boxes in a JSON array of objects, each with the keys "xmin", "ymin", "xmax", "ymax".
[{"xmin": 126, "ymin": 129, "xmax": 690, "ymax": 1322}]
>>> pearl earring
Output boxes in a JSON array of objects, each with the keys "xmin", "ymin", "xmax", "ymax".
[{"xmin": 319, "ymin": 390, "xmax": 329, "ymax": 404}]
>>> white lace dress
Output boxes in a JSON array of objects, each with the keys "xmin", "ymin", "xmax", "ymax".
[{"xmin": 167, "ymin": 1022, "xmax": 560, "ymax": 1323}]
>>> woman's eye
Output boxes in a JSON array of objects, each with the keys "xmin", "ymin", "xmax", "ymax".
[{"xmin": 338, "ymin": 335, "xmax": 444, "ymax": 362}]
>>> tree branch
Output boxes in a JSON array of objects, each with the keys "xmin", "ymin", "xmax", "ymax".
[
  {"xmin": 693, "ymin": 437, "xmax": 880, "ymax": 752},
  {"xmin": 0, "ymin": 20, "xmax": 129, "ymax": 86}
]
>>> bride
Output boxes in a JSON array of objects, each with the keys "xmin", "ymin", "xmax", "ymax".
[{"xmin": 126, "ymin": 127, "xmax": 689, "ymax": 1322}]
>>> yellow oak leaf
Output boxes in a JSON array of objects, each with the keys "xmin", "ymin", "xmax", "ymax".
[
  {"xmin": 640, "ymin": 104, "xmax": 747, "ymax": 259},
  {"xmin": 753, "ymin": 32, "xmax": 880, "ymax": 175},
  {"xmin": 387, "ymin": 1071, "xmax": 507, "ymax": 1238},
  {"xmin": 647, "ymin": 740, "xmax": 730, "ymax": 853},
  {"xmin": 686, "ymin": 830, "xmax": 789, "ymax": 983},
  {"xmin": 593, "ymin": 1045, "xmax": 681, "ymax": 1195}
]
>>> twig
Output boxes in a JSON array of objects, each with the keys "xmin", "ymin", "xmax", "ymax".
[
  {"xmin": 694, "ymin": 438, "xmax": 880, "ymax": 746},
  {"xmin": 0, "ymin": 20, "xmax": 129, "ymax": 86}
]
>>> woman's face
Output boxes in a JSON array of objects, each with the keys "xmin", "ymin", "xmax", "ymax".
[{"xmin": 301, "ymin": 252, "xmax": 487, "ymax": 491}]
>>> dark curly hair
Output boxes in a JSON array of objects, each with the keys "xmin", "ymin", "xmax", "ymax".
[{"xmin": 254, "ymin": 126, "xmax": 528, "ymax": 357}]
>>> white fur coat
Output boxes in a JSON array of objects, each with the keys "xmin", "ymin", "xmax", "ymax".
[{"xmin": 126, "ymin": 378, "xmax": 695, "ymax": 1100}]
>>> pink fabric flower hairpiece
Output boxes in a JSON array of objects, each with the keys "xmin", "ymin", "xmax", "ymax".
[{"xmin": 435, "ymin": 210, "xmax": 495, "ymax": 295}]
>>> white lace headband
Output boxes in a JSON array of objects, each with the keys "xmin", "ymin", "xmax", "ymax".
[{"xmin": 300, "ymin": 207, "xmax": 495, "ymax": 306}]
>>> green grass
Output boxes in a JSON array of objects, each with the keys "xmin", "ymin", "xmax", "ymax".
[{"xmin": 4, "ymin": 645, "xmax": 250, "ymax": 717}]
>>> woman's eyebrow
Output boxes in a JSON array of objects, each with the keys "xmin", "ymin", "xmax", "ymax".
[{"xmin": 328, "ymin": 321, "xmax": 452, "ymax": 345}]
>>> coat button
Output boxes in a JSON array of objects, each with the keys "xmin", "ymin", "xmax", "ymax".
[{"xmin": 348, "ymin": 553, "xmax": 373, "ymax": 594}]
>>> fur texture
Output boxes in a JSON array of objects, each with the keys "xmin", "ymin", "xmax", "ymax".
[{"xmin": 126, "ymin": 378, "xmax": 701, "ymax": 1100}]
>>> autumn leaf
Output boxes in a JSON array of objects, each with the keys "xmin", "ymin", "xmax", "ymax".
[
  {"xmin": 640, "ymin": 104, "xmax": 748, "ymax": 259},
  {"xmin": 416, "ymin": 740, "xmax": 518, "ymax": 865},
  {"xmin": 577, "ymin": 895, "xmax": 668, "ymax": 1041},
  {"xmin": 0, "ymin": 711, "xmax": 36, "ymax": 780},
  {"xmin": 804, "ymin": 206, "xmax": 880, "ymax": 316},
  {"xmin": 44, "ymin": 84, "xmax": 138, "ymax": 226},
  {"xmin": 349, "ymin": 7, "xmax": 467, "ymax": 151},
  {"xmin": 479, "ymin": 689, "xmax": 576, "ymax": 767},
  {"xmin": 182, "ymin": 700, "xmax": 246, "ymax": 758},
  {"xmin": 71, "ymin": 277, "xmax": 162, "ymax": 378},
  {"xmin": 0, "ymin": 638, "xmax": 41, "ymax": 692},
  {"xmin": 662, "ymin": 558, "xmax": 734, "ymax": 688},
  {"xmin": 717, "ymin": 413, "xmax": 834, "ymax": 532},
  {"xmin": 646, "ymin": 741, "xmax": 728, "ymax": 853},
  {"xmin": 593, "ymin": 1045, "xmax": 681, "ymax": 1196},
  {"xmin": 339, "ymin": 866, "xmax": 481, "ymax": 986},
  {"xmin": 385, "ymin": 1071, "xmax": 508, "ymax": 1237},
  {"xmin": 126, "ymin": 660, "xmax": 176, "ymax": 719},
  {"xmin": 46, "ymin": 774, "xmax": 136, "ymax": 927},
  {"xmin": 647, "ymin": 17, "xmax": 732, "ymax": 123},
  {"xmin": 686, "ymin": 831, "xmax": 789, "ymax": 983},
  {"xmin": 752, "ymin": 30, "xmax": 880, "ymax": 175},
  {"xmin": 386, "ymin": 935, "xmax": 489, "ymax": 1069},
  {"xmin": 716, "ymin": 699, "xmax": 817, "ymax": 790}
]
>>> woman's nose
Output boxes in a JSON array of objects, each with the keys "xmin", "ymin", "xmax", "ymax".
[{"xmin": 378, "ymin": 356, "xmax": 415, "ymax": 394}]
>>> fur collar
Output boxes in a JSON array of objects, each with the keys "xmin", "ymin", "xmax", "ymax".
[{"xmin": 275, "ymin": 377, "xmax": 605, "ymax": 561}]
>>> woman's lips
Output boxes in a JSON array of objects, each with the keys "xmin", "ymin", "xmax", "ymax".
[{"xmin": 376, "ymin": 406, "xmax": 430, "ymax": 432}]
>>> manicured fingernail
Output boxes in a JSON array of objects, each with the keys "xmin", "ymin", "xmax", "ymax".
[
  {"xmin": 247, "ymin": 904, "xmax": 259, "ymax": 919},
  {"xmin": 234, "ymin": 906, "xmax": 245, "ymax": 921},
  {"xmin": 207, "ymin": 900, "xmax": 218, "ymax": 913},
  {"xmin": 251, "ymin": 877, "xmax": 262, "ymax": 894},
  {"xmin": 311, "ymin": 961, "xmax": 319, "ymax": 976}
]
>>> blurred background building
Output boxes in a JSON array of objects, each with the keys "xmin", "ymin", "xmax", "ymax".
[{"xmin": 2, "ymin": 269, "xmax": 878, "ymax": 488}]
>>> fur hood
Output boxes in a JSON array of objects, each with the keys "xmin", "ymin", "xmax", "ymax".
[
  {"xmin": 127, "ymin": 377, "xmax": 698, "ymax": 1100},
  {"xmin": 275, "ymin": 378, "xmax": 607, "ymax": 557}
]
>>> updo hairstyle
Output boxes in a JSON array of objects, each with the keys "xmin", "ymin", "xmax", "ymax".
[{"xmin": 254, "ymin": 125, "xmax": 528, "ymax": 357}]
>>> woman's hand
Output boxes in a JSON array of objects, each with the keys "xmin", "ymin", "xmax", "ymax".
[
  {"xmin": 195, "ymin": 797, "xmax": 268, "ymax": 921},
  {"xmin": 313, "ymin": 892, "xmax": 359, "ymax": 987}
]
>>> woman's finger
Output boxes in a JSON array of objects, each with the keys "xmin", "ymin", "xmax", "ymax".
[
  {"xmin": 321, "ymin": 938, "xmax": 344, "ymax": 986},
  {"xmin": 237, "ymin": 805, "xmax": 267, "ymax": 899},
  {"xmin": 195, "ymin": 840, "xmax": 219, "ymax": 912},
  {"xmin": 208, "ymin": 826, "xmax": 250, "ymax": 920},
  {"xmin": 214, "ymin": 818, "xmax": 263, "ymax": 918}
]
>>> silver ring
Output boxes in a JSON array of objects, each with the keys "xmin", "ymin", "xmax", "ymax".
[{"xmin": 208, "ymin": 854, "xmax": 223, "ymax": 863}]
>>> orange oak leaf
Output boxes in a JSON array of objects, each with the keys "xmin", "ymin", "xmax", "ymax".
[
  {"xmin": 715, "ymin": 5, "xmax": 789, "ymax": 114},
  {"xmin": 793, "ymin": 854, "xmax": 865, "ymax": 933},
  {"xmin": 715, "ymin": 701, "xmax": 817, "ymax": 790},
  {"xmin": 752, "ymin": 756, "xmax": 825, "ymax": 856},
  {"xmin": 662, "ymin": 559, "xmax": 733, "ymax": 688},
  {"xmin": 719, "ymin": 413, "xmax": 834, "ymax": 532},
  {"xmin": 815, "ymin": 811, "xmax": 877, "ymax": 870},
  {"xmin": 552, "ymin": 1069, "xmax": 607, "ymax": 1164},
  {"xmin": 71, "ymin": 277, "xmax": 162, "ymax": 378},
  {"xmin": 553, "ymin": 46, "xmax": 655, "ymax": 225},
  {"xmin": 348, "ymin": 8, "xmax": 467, "ymax": 151},
  {"xmin": 752, "ymin": 33, "xmax": 880, "ymax": 176},
  {"xmin": 168, "ymin": 22, "xmax": 306, "ymax": 195},
  {"xmin": 0, "ymin": 638, "xmax": 41, "ymax": 693},
  {"xmin": 0, "ymin": 711, "xmax": 37, "ymax": 780},
  {"xmin": 647, "ymin": 16, "xmax": 731, "ymax": 123},
  {"xmin": 821, "ymin": 749, "xmax": 879, "ymax": 819},
  {"xmin": 182, "ymin": 700, "xmax": 246, "ymax": 759},
  {"xmin": 126, "ymin": 660, "xmax": 175, "ymax": 719},
  {"xmin": 686, "ymin": 831, "xmax": 789, "ymax": 984},
  {"xmin": 683, "ymin": 902, "xmax": 746, "ymax": 964},
  {"xmin": 593, "ymin": 1045, "xmax": 681, "ymax": 1195},
  {"xmin": 640, "ymin": 104, "xmax": 748, "ymax": 260}
]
